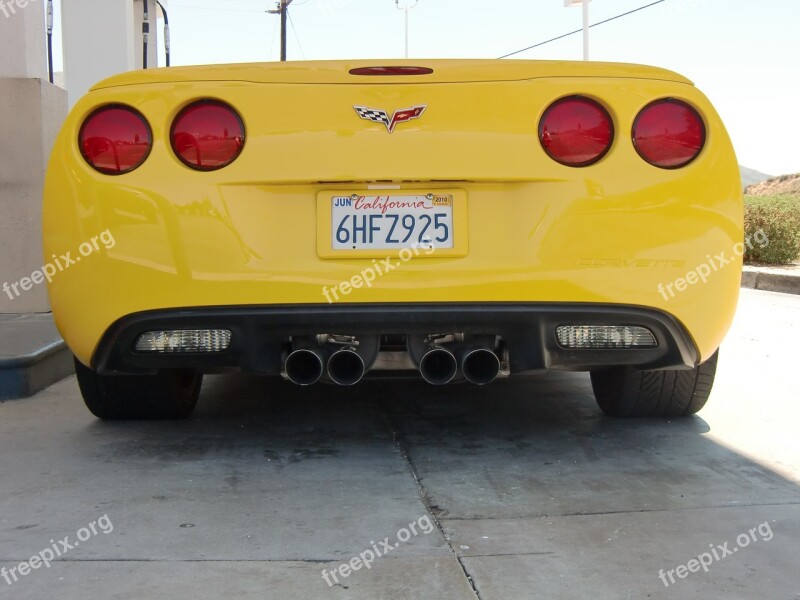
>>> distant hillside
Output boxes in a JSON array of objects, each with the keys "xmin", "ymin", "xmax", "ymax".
[
  {"xmin": 746, "ymin": 173, "xmax": 800, "ymax": 196},
  {"xmin": 740, "ymin": 165, "xmax": 773, "ymax": 190}
]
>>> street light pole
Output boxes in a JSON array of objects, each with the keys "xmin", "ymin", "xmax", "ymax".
[
  {"xmin": 564, "ymin": 0, "xmax": 591, "ymax": 61},
  {"xmin": 582, "ymin": 0, "xmax": 589, "ymax": 60},
  {"xmin": 395, "ymin": 0, "xmax": 419, "ymax": 59}
]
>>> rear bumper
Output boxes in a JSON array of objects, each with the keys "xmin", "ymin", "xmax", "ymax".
[{"xmin": 92, "ymin": 302, "xmax": 699, "ymax": 375}]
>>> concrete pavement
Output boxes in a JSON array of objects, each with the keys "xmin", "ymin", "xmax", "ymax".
[{"xmin": 0, "ymin": 289, "xmax": 798, "ymax": 599}]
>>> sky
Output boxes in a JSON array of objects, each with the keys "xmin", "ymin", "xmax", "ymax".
[{"xmin": 52, "ymin": 0, "xmax": 800, "ymax": 175}]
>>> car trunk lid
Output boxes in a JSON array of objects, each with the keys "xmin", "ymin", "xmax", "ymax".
[{"xmin": 91, "ymin": 59, "xmax": 693, "ymax": 90}]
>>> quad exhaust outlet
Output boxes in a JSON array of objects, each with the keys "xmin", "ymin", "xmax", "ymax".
[
  {"xmin": 418, "ymin": 347, "xmax": 458, "ymax": 385},
  {"xmin": 460, "ymin": 347, "xmax": 502, "ymax": 385},
  {"xmin": 284, "ymin": 348, "xmax": 325, "ymax": 386},
  {"xmin": 283, "ymin": 333, "xmax": 505, "ymax": 386},
  {"xmin": 283, "ymin": 334, "xmax": 376, "ymax": 386},
  {"xmin": 327, "ymin": 349, "xmax": 366, "ymax": 386}
]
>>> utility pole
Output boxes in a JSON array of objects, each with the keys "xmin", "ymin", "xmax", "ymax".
[
  {"xmin": 268, "ymin": 0, "xmax": 294, "ymax": 61},
  {"xmin": 395, "ymin": 0, "xmax": 419, "ymax": 59}
]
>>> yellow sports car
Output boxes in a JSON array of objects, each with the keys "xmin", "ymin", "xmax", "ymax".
[{"xmin": 43, "ymin": 59, "xmax": 742, "ymax": 420}]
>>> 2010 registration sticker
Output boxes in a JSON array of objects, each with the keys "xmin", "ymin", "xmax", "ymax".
[{"xmin": 331, "ymin": 194, "xmax": 454, "ymax": 251}]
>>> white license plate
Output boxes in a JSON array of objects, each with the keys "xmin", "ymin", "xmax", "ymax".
[{"xmin": 331, "ymin": 194, "xmax": 454, "ymax": 251}]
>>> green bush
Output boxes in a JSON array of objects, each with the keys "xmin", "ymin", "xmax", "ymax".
[{"xmin": 743, "ymin": 195, "xmax": 800, "ymax": 264}]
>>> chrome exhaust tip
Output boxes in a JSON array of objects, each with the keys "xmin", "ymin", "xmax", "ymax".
[
  {"xmin": 327, "ymin": 349, "xmax": 366, "ymax": 386},
  {"xmin": 284, "ymin": 348, "xmax": 324, "ymax": 386},
  {"xmin": 462, "ymin": 348, "xmax": 501, "ymax": 385},
  {"xmin": 419, "ymin": 347, "xmax": 458, "ymax": 385}
]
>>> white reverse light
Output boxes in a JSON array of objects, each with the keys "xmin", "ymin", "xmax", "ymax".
[
  {"xmin": 135, "ymin": 329, "xmax": 232, "ymax": 353},
  {"xmin": 556, "ymin": 325, "xmax": 656, "ymax": 349}
]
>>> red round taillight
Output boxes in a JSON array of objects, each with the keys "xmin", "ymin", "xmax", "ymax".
[
  {"xmin": 170, "ymin": 100, "xmax": 245, "ymax": 171},
  {"xmin": 539, "ymin": 96, "xmax": 614, "ymax": 167},
  {"xmin": 79, "ymin": 105, "xmax": 152, "ymax": 175},
  {"xmin": 632, "ymin": 99, "xmax": 706, "ymax": 169}
]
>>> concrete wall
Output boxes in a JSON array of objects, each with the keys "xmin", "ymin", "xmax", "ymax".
[
  {"xmin": 0, "ymin": 0, "xmax": 47, "ymax": 79},
  {"xmin": 62, "ymin": 0, "xmax": 160, "ymax": 107},
  {"xmin": 0, "ymin": 79, "xmax": 68, "ymax": 313},
  {"xmin": 0, "ymin": 0, "xmax": 67, "ymax": 313},
  {"xmin": 61, "ymin": 0, "xmax": 135, "ymax": 107},
  {"xmin": 1, "ymin": 0, "xmax": 159, "ymax": 313}
]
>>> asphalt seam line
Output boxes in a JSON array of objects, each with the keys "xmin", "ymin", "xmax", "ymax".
[{"xmin": 379, "ymin": 401, "xmax": 483, "ymax": 600}]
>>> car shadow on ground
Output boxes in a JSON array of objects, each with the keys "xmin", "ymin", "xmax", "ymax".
[{"xmin": 84, "ymin": 371, "xmax": 795, "ymax": 524}]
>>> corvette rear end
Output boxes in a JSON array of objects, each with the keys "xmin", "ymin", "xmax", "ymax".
[{"xmin": 43, "ymin": 59, "xmax": 742, "ymax": 419}]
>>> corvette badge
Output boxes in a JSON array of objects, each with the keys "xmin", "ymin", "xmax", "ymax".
[{"xmin": 354, "ymin": 105, "xmax": 427, "ymax": 133}]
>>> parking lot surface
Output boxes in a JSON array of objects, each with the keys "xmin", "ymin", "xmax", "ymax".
[{"xmin": 1, "ymin": 289, "xmax": 798, "ymax": 599}]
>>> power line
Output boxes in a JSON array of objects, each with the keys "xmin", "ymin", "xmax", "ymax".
[
  {"xmin": 498, "ymin": 0, "xmax": 667, "ymax": 60},
  {"xmin": 268, "ymin": 7, "xmax": 279, "ymax": 60},
  {"xmin": 287, "ymin": 9, "xmax": 305, "ymax": 59},
  {"xmin": 169, "ymin": 3, "xmax": 266, "ymax": 13}
]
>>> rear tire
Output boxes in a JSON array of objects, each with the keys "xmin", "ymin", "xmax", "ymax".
[
  {"xmin": 74, "ymin": 357, "xmax": 202, "ymax": 420},
  {"xmin": 590, "ymin": 350, "xmax": 718, "ymax": 418}
]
